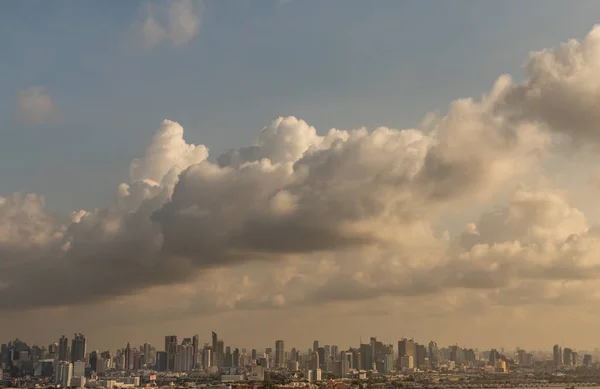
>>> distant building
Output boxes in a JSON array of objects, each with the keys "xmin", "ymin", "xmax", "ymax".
[
  {"xmin": 71, "ymin": 334, "xmax": 86, "ymax": 363},
  {"xmin": 56, "ymin": 361, "xmax": 73, "ymax": 387},
  {"xmin": 155, "ymin": 351, "xmax": 167, "ymax": 371},
  {"xmin": 275, "ymin": 340, "xmax": 285, "ymax": 368},
  {"xmin": 553, "ymin": 344, "xmax": 563, "ymax": 365},
  {"xmin": 563, "ymin": 348, "xmax": 573, "ymax": 366},
  {"xmin": 58, "ymin": 336, "xmax": 69, "ymax": 362},
  {"xmin": 400, "ymin": 355, "xmax": 413, "ymax": 370},
  {"xmin": 165, "ymin": 336, "xmax": 177, "ymax": 371}
]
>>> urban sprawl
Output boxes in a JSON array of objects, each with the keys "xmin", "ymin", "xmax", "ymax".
[{"xmin": 2, "ymin": 333, "xmax": 600, "ymax": 389}]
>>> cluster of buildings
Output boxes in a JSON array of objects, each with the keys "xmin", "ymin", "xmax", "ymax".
[{"xmin": 1, "ymin": 333, "xmax": 598, "ymax": 387}]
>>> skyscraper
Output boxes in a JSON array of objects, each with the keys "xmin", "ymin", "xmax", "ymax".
[
  {"xmin": 275, "ymin": 340, "xmax": 285, "ymax": 368},
  {"xmin": 313, "ymin": 340, "xmax": 319, "ymax": 353},
  {"xmin": 202, "ymin": 347, "xmax": 211, "ymax": 371},
  {"xmin": 397, "ymin": 338, "xmax": 414, "ymax": 367},
  {"xmin": 192, "ymin": 335, "xmax": 200, "ymax": 368},
  {"xmin": 563, "ymin": 348, "xmax": 573, "ymax": 367},
  {"xmin": 212, "ymin": 332, "xmax": 218, "ymax": 353},
  {"xmin": 216, "ymin": 340, "xmax": 224, "ymax": 367},
  {"xmin": 415, "ymin": 344, "xmax": 427, "ymax": 368},
  {"xmin": 56, "ymin": 361, "xmax": 73, "ymax": 387},
  {"xmin": 175, "ymin": 342, "xmax": 194, "ymax": 372},
  {"xmin": 90, "ymin": 351, "xmax": 98, "ymax": 372},
  {"xmin": 553, "ymin": 344, "xmax": 563, "ymax": 365},
  {"xmin": 428, "ymin": 341, "xmax": 438, "ymax": 365},
  {"xmin": 58, "ymin": 335, "xmax": 69, "ymax": 362},
  {"xmin": 124, "ymin": 343, "xmax": 132, "ymax": 370},
  {"xmin": 233, "ymin": 348, "xmax": 240, "ymax": 367},
  {"xmin": 70, "ymin": 333, "xmax": 86, "ymax": 363},
  {"xmin": 165, "ymin": 335, "xmax": 177, "ymax": 371},
  {"xmin": 311, "ymin": 351, "xmax": 319, "ymax": 370}
]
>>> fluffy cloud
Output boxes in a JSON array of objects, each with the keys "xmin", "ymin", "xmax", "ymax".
[
  {"xmin": 4, "ymin": 25, "xmax": 600, "ymax": 321},
  {"xmin": 138, "ymin": 0, "xmax": 201, "ymax": 50},
  {"xmin": 499, "ymin": 24, "xmax": 600, "ymax": 147},
  {"xmin": 16, "ymin": 87, "xmax": 57, "ymax": 124}
]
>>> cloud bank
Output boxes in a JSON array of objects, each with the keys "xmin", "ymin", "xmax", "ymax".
[{"xmin": 4, "ymin": 25, "xmax": 600, "ymax": 320}]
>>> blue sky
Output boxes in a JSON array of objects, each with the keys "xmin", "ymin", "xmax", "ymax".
[{"xmin": 1, "ymin": 0, "xmax": 599, "ymax": 213}]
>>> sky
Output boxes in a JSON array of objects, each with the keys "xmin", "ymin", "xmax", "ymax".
[{"xmin": 3, "ymin": 0, "xmax": 600, "ymax": 353}]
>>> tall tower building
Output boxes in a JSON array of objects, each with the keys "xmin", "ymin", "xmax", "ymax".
[
  {"xmin": 275, "ymin": 340, "xmax": 285, "ymax": 368},
  {"xmin": 90, "ymin": 350, "xmax": 98, "ymax": 372},
  {"xmin": 165, "ymin": 335, "xmax": 177, "ymax": 371},
  {"xmin": 311, "ymin": 351, "xmax": 320, "ymax": 371},
  {"xmin": 56, "ymin": 361, "xmax": 73, "ymax": 386},
  {"xmin": 233, "ymin": 348, "xmax": 240, "ymax": 367},
  {"xmin": 553, "ymin": 344, "xmax": 563, "ymax": 365},
  {"xmin": 192, "ymin": 335, "xmax": 200, "ymax": 368},
  {"xmin": 202, "ymin": 346, "xmax": 211, "ymax": 371},
  {"xmin": 124, "ymin": 343, "xmax": 132, "ymax": 370},
  {"xmin": 212, "ymin": 332, "xmax": 218, "ymax": 353},
  {"xmin": 216, "ymin": 340, "xmax": 225, "ymax": 367},
  {"xmin": 313, "ymin": 341, "xmax": 319, "ymax": 353},
  {"xmin": 58, "ymin": 336, "xmax": 69, "ymax": 362},
  {"xmin": 563, "ymin": 348, "xmax": 573, "ymax": 367},
  {"xmin": 70, "ymin": 333, "xmax": 86, "ymax": 363},
  {"xmin": 397, "ymin": 338, "xmax": 414, "ymax": 367}
]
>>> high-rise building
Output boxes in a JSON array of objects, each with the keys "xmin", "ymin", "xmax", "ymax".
[
  {"xmin": 360, "ymin": 343, "xmax": 372, "ymax": 371},
  {"xmin": 324, "ymin": 345, "xmax": 331, "ymax": 361},
  {"xmin": 400, "ymin": 355, "xmax": 413, "ymax": 370},
  {"xmin": 224, "ymin": 346, "xmax": 232, "ymax": 368},
  {"xmin": 397, "ymin": 339, "xmax": 414, "ymax": 368},
  {"xmin": 58, "ymin": 336, "xmax": 69, "ymax": 362},
  {"xmin": 70, "ymin": 334, "xmax": 86, "ymax": 363},
  {"xmin": 233, "ymin": 348, "xmax": 240, "ymax": 367},
  {"xmin": 174, "ymin": 342, "xmax": 194, "ymax": 372},
  {"xmin": 192, "ymin": 335, "xmax": 200, "ymax": 368},
  {"xmin": 124, "ymin": 343, "xmax": 132, "ymax": 370},
  {"xmin": 275, "ymin": 340, "xmax": 285, "ymax": 368},
  {"xmin": 563, "ymin": 348, "xmax": 573, "ymax": 367},
  {"xmin": 251, "ymin": 349, "xmax": 257, "ymax": 361},
  {"xmin": 156, "ymin": 351, "xmax": 167, "ymax": 371},
  {"xmin": 553, "ymin": 344, "xmax": 563, "ymax": 365},
  {"xmin": 202, "ymin": 347, "xmax": 211, "ymax": 371},
  {"xmin": 572, "ymin": 352, "xmax": 579, "ymax": 366},
  {"xmin": 90, "ymin": 351, "xmax": 98, "ymax": 372},
  {"xmin": 165, "ymin": 336, "xmax": 177, "ymax": 371},
  {"xmin": 317, "ymin": 347, "xmax": 325, "ymax": 369},
  {"xmin": 311, "ymin": 351, "xmax": 320, "ymax": 371},
  {"xmin": 313, "ymin": 341, "xmax": 319, "ymax": 353},
  {"xmin": 212, "ymin": 332, "xmax": 218, "ymax": 353},
  {"xmin": 489, "ymin": 348, "xmax": 499, "ymax": 365},
  {"xmin": 216, "ymin": 340, "xmax": 225, "ymax": 367},
  {"xmin": 415, "ymin": 344, "xmax": 427, "ymax": 369},
  {"xmin": 427, "ymin": 341, "xmax": 438, "ymax": 364},
  {"xmin": 56, "ymin": 361, "xmax": 73, "ymax": 386},
  {"xmin": 583, "ymin": 354, "xmax": 592, "ymax": 366},
  {"xmin": 331, "ymin": 345, "xmax": 339, "ymax": 361}
]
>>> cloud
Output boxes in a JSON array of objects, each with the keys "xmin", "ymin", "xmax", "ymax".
[
  {"xmin": 137, "ymin": 0, "xmax": 201, "ymax": 50},
  {"xmin": 498, "ymin": 24, "xmax": 600, "ymax": 147},
  {"xmin": 16, "ymin": 87, "xmax": 57, "ymax": 124},
  {"xmin": 4, "ymin": 24, "xmax": 600, "ymax": 321}
]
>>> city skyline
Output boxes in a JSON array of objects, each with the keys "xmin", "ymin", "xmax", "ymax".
[
  {"xmin": 5, "ymin": 1, "xmax": 600, "ymax": 353},
  {"xmin": 2, "ymin": 331, "xmax": 596, "ymax": 359}
]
